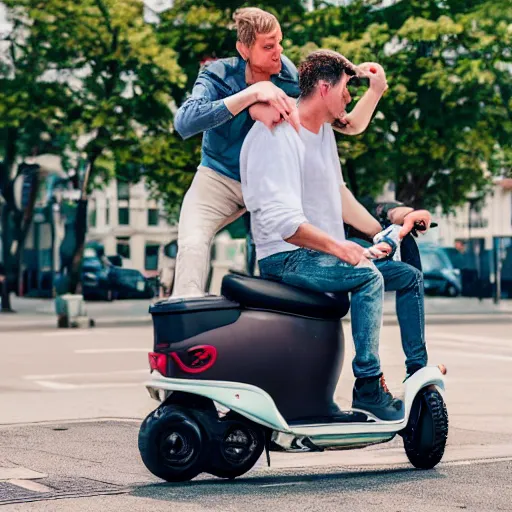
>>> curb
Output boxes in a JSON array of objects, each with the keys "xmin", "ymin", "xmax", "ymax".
[
  {"xmin": 0, "ymin": 316, "xmax": 151, "ymax": 333},
  {"xmin": 1, "ymin": 312, "xmax": 511, "ymax": 333}
]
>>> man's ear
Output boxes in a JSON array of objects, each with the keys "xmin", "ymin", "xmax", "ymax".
[
  {"xmin": 319, "ymin": 81, "xmax": 329, "ymax": 98},
  {"xmin": 236, "ymin": 41, "xmax": 249, "ymax": 61}
]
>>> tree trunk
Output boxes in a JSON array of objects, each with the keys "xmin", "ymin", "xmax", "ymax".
[
  {"xmin": 14, "ymin": 167, "xmax": 40, "ymax": 297},
  {"xmin": 396, "ymin": 173, "xmax": 432, "ymax": 209},
  {"xmin": 67, "ymin": 199, "xmax": 88, "ymax": 294},
  {"xmin": 0, "ymin": 206, "xmax": 14, "ymax": 312},
  {"xmin": 0, "ymin": 131, "xmax": 18, "ymax": 312},
  {"xmin": 65, "ymin": 151, "xmax": 99, "ymax": 295}
]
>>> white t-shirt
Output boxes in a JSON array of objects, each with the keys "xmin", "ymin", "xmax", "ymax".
[{"xmin": 240, "ymin": 121, "xmax": 345, "ymax": 261}]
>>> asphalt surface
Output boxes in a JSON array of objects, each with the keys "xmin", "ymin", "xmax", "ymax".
[{"xmin": 0, "ymin": 317, "xmax": 511, "ymax": 510}]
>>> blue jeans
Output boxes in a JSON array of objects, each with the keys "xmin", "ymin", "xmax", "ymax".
[{"xmin": 259, "ymin": 249, "xmax": 427, "ymax": 379}]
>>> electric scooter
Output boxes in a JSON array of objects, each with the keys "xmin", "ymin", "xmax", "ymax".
[{"xmin": 138, "ymin": 227, "xmax": 448, "ymax": 482}]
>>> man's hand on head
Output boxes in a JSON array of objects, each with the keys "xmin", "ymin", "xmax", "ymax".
[{"xmin": 357, "ymin": 62, "xmax": 388, "ymax": 95}]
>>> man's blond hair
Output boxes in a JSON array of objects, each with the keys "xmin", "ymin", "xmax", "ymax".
[{"xmin": 233, "ymin": 7, "xmax": 278, "ymax": 47}]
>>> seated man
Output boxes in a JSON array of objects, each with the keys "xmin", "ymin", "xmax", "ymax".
[{"xmin": 240, "ymin": 50, "xmax": 430, "ymax": 421}]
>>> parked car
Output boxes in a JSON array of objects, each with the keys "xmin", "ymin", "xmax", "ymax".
[
  {"xmin": 419, "ymin": 245, "xmax": 462, "ymax": 297},
  {"xmin": 81, "ymin": 256, "xmax": 113, "ymax": 301},
  {"xmin": 81, "ymin": 254, "xmax": 155, "ymax": 301},
  {"xmin": 108, "ymin": 266, "xmax": 155, "ymax": 300}
]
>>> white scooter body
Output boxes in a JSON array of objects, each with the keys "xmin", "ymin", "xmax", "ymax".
[{"xmin": 146, "ymin": 366, "xmax": 445, "ymax": 452}]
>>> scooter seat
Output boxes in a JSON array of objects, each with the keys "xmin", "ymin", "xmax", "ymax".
[{"xmin": 221, "ymin": 273, "xmax": 350, "ymax": 320}]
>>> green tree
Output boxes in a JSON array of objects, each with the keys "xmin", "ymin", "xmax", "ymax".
[
  {"xmin": 290, "ymin": 0, "xmax": 511, "ymax": 211},
  {"xmin": 2, "ymin": 0, "xmax": 188, "ymax": 295},
  {"xmin": 0, "ymin": 2, "xmax": 72, "ymax": 309}
]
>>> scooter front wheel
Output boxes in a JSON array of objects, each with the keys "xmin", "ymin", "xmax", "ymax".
[
  {"xmin": 403, "ymin": 386, "xmax": 448, "ymax": 469},
  {"xmin": 138, "ymin": 405, "xmax": 205, "ymax": 482}
]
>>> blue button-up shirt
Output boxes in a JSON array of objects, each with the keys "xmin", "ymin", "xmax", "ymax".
[{"xmin": 174, "ymin": 55, "xmax": 300, "ymax": 182}]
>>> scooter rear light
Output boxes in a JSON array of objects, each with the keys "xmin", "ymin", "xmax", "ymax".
[{"xmin": 148, "ymin": 352, "xmax": 168, "ymax": 376}]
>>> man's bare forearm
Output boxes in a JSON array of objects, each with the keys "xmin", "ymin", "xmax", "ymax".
[
  {"xmin": 340, "ymin": 185, "xmax": 382, "ymax": 237},
  {"xmin": 285, "ymin": 223, "xmax": 343, "ymax": 258},
  {"xmin": 333, "ymin": 88, "xmax": 382, "ymax": 136},
  {"xmin": 387, "ymin": 206, "xmax": 414, "ymax": 225}
]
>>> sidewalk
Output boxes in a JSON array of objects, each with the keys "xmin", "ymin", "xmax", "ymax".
[
  {"xmin": 1, "ymin": 295, "xmax": 511, "ymax": 333},
  {"xmin": 0, "ymin": 297, "xmax": 152, "ymax": 332},
  {"xmin": 379, "ymin": 295, "xmax": 512, "ymax": 326}
]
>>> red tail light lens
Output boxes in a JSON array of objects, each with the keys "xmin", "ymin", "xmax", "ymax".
[{"xmin": 148, "ymin": 352, "xmax": 168, "ymax": 376}]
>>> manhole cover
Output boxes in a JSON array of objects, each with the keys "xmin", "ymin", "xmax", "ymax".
[
  {"xmin": 0, "ymin": 477, "xmax": 125, "ymax": 505},
  {"xmin": 0, "ymin": 482, "xmax": 40, "ymax": 502}
]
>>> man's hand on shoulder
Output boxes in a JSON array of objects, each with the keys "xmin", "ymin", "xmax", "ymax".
[
  {"xmin": 249, "ymin": 103, "xmax": 283, "ymax": 131},
  {"xmin": 248, "ymin": 82, "xmax": 300, "ymax": 132},
  {"xmin": 249, "ymin": 100, "xmax": 300, "ymax": 133}
]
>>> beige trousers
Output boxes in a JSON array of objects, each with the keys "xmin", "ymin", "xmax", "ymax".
[{"xmin": 173, "ymin": 167, "xmax": 246, "ymax": 297}]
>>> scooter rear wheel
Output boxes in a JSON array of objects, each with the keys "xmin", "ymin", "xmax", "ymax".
[
  {"xmin": 403, "ymin": 387, "xmax": 448, "ymax": 469},
  {"xmin": 138, "ymin": 405, "xmax": 205, "ymax": 482},
  {"xmin": 207, "ymin": 418, "xmax": 265, "ymax": 480}
]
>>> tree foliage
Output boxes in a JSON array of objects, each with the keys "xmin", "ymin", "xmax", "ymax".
[
  {"xmin": 285, "ymin": 0, "xmax": 512, "ymax": 210},
  {"xmin": 1, "ymin": 0, "xmax": 510, "ymax": 240}
]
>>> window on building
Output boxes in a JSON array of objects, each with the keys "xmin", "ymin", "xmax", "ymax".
[
  {"xmin": 145, "ymin": 244, "xmax": 159, "ymax": 271},
  {"xmin": 118, "ymin": 207, "xmax": 130, "ymax": 225},
  {"xmin": 117, "ymin": 181, "xmax": 130, "ymax": 200},
  {"xmin": 88, "ymin": 199, "xmax": 97, "ymax": 228},
  {"xmin": 147, "ymin": 208, "xmax": 159, "ymax": 226},
  {"xmin": 105, "ymin": 199, "xmax": 110, "ymax": 225},
  {"xmin": 117, "ymin": 181, "xmax": 130, "ymax": 225},
  {"xmin": 116, "ymin": 237, "xmax": 131, "ymax": 259}
]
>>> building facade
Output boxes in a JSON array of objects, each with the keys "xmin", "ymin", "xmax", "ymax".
[
  {"xmin": 87, "ymin": 180, "xmax": 178, "ymax": 275},
  {"xmin": 423, "ymin": 179, "xmax": 512, "ymax": 249}
]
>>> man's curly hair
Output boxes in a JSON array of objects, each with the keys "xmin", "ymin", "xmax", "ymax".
[{"xmin": 298, "ymin": 50, "xmax": 359, "ymax": 98}]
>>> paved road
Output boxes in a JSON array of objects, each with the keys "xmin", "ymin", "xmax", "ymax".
[{"xmin": 0, "ymin": 318, "xmax": 511, "ymax": 509}]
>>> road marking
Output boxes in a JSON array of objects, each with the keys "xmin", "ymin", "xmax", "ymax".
[
  {"xmin": 33, "ymin": 381, "xmax": 141, "ymax": 390},
  {"xmin": 8, "ymin": 479, "xmax": 52, "ymax": 493},
  {"xmin": 0, "ymin": 468, "xmax": 47, "ymax": 481},
  {"xmin": 430, "ymin": 333, "xmax": 511, "ymax": 347},
  {"xmin": 24, "ymin": 369, "xmax": 147, "ymax": 381},
  {"xmin": 434, "ymin": 348, "xmax": 512, "ymax": 362},
  {"xmin": 75, "ymin": 348, "xmax": 149, "ymax": 354},
  {"xmin": 429, "ymin": 339, "xmax": 512, "ymax": 353},
  {"xmin": 442, "ymin": 456, "xmax": 512, "ymax": 467},
  {"xmin": 41, "ymin": 330, "xmax": 106, "ymax": 337},
  {"xmin": 259, "ymin": 482, "xmax": 307, "ymax": 488}
]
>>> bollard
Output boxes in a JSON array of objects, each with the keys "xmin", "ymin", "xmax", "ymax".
[{"xmin": 55, "ymin": 294, "xmax": 92, "ymax": 328}]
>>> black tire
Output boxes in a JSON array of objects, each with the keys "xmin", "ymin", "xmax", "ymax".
[
  {"xmin": 403, "ymin": 387, "xmax": 448, "ymax": 469},
  {"xmin": 138, "ymin": 405, "xmax": 205, "ymax": 482},
  {"xmin": 207, "ymin": 418, "xmax": 265, "ymax": 480},
  {"xmin": 445, "ymin": 284, "xmax": 459, "ymax": 297}
]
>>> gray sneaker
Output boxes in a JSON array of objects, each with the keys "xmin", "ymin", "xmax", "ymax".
[{"xmin": 352, "ymin": 375, "xmax": 404, "ymax": 421}]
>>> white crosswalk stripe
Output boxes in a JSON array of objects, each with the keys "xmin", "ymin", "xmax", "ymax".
[{"xmin": 429, "ymin": 332, "xmax": 511, "ymax": 347}]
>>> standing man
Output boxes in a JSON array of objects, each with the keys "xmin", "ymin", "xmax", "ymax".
[
  {"xmin": 172, "ymin": 7, "xmax": 389, "ymax": 297},
  {"xmin": 172, "ymin": 8, "xmax": 299, "ymax": 296}
]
